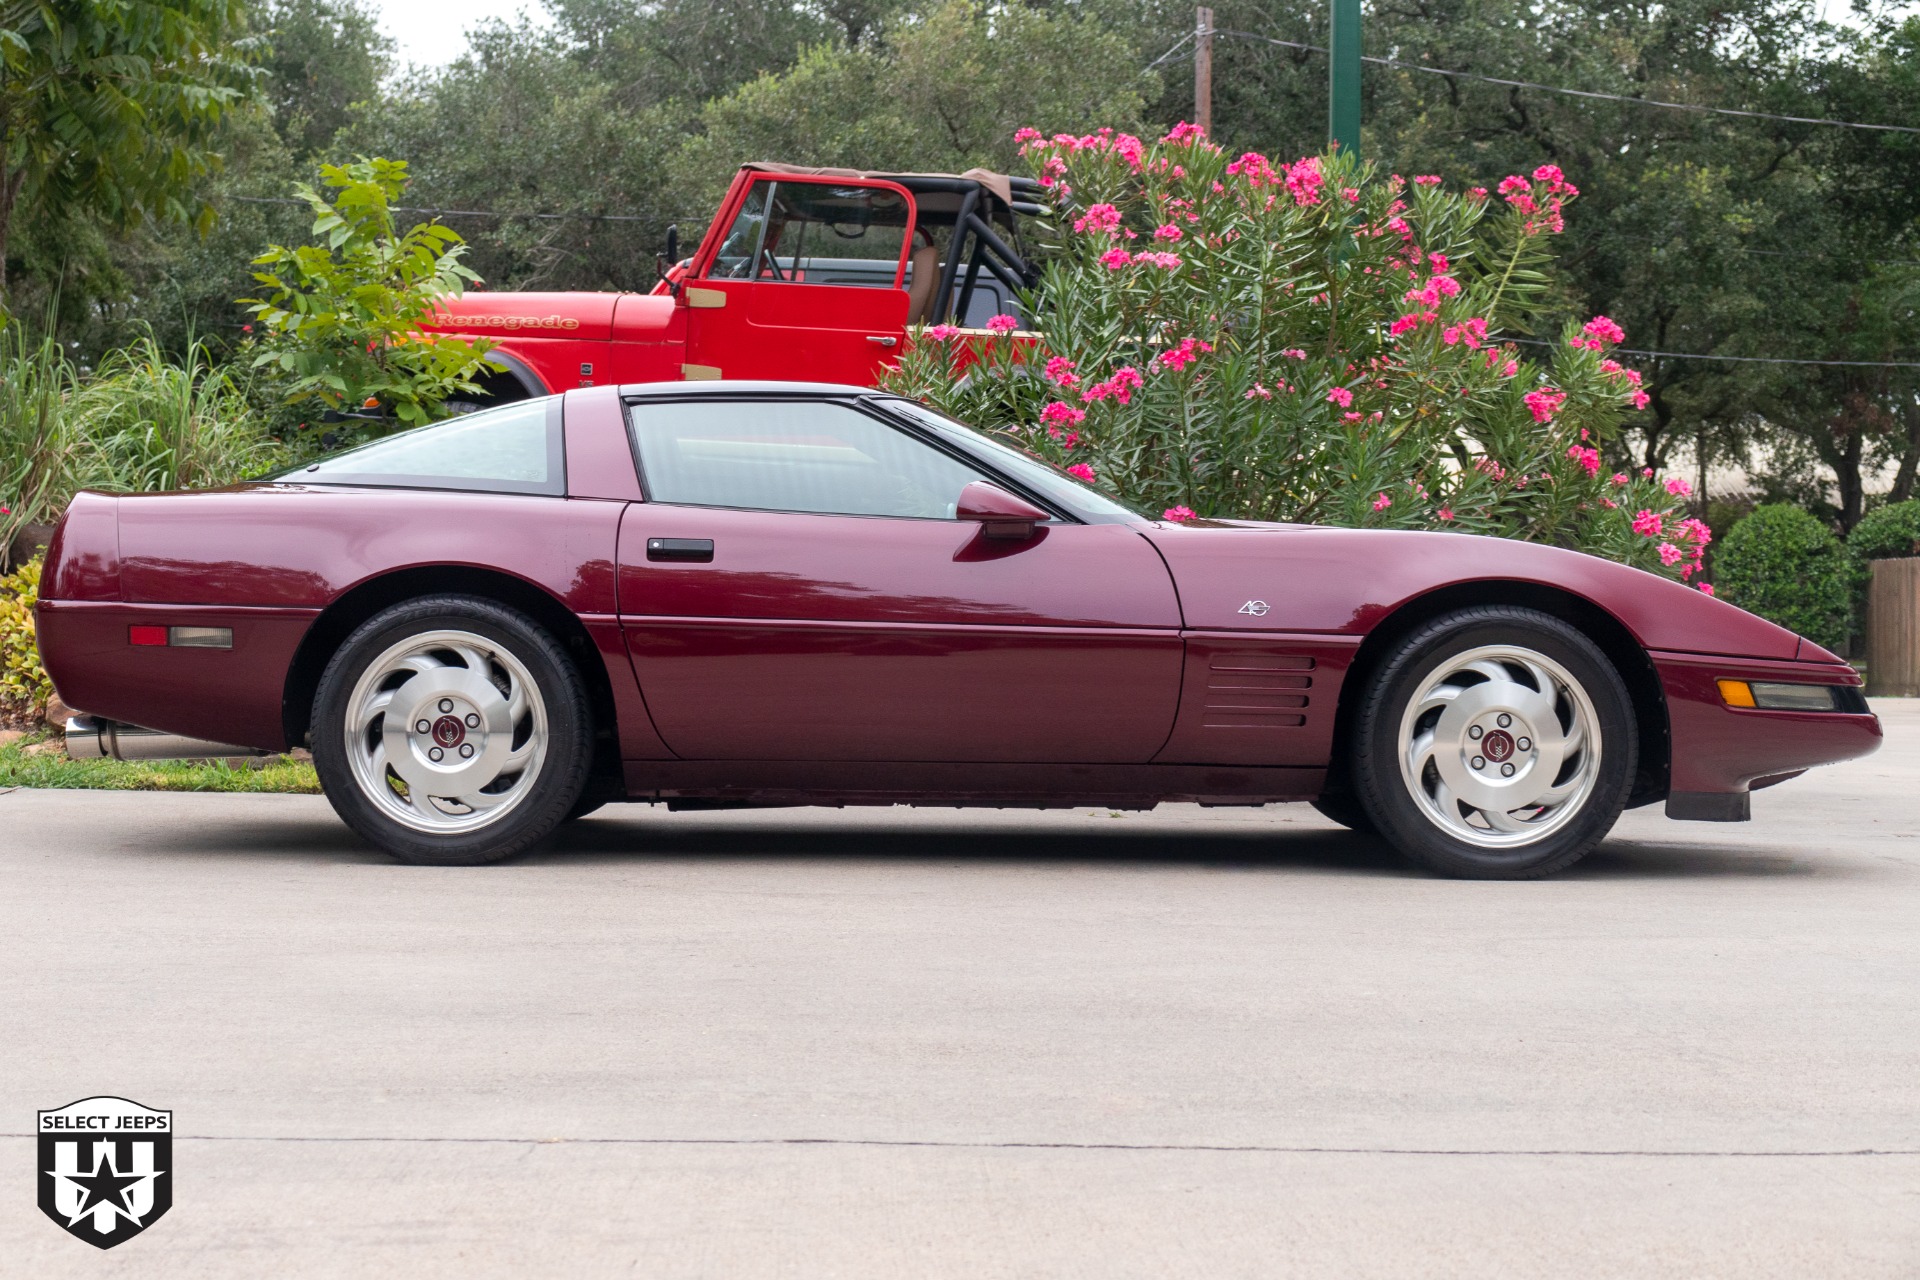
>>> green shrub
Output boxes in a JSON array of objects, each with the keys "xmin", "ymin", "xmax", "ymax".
[
  {"xmin": 1849, "ymin": 499, "xmax": 1920, "ymax": 562},
  {"xmin": 0, "ymin": 556, "xmax": 54, "ymax": 719},
  {"xmin": 1714, "ymin": 504, "xmax": 1855, "ymax": 651},
  {"xmin": 884, "ymin": 133, "xmax": 1713, "ymax": 584}
]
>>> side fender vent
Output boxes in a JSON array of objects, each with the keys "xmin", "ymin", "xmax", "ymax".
[{"xmin": 1202, "ymin": 653, "xmax": 1312, "ymax": 729}]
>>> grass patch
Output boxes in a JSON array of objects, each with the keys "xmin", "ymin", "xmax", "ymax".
[{"xmin": 0, "ymin": 732, "xmax": 321, "ymax": 794}]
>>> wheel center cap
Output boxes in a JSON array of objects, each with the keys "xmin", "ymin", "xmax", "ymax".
[
  {"xmin": 430, "ymin": 715, "xmax": 466, "ymax": 748},
  {"xmin": 1481, "ymin": 729, "xmax": 1517, "ymax": 762}
]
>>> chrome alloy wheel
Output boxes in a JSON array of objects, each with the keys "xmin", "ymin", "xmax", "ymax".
[
  {"xmin": 342, "ymin": 628, "xmax": 549, "ymax": 835},
  {"xmin": 1396, "ymin": 644, "xmax": 1602, "ymax": 848}
]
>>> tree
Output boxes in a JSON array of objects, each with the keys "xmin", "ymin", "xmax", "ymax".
[
  {"xmin": 255, "ymin": 0, "xmax": 392, "ymax": 159},
  {"xmin": 0, "ymin": 0, "xmax": 256, "ymax": 303},
  {"xmin": 242, "ymin": 158, "xmax": 496, "ymax": 430}
]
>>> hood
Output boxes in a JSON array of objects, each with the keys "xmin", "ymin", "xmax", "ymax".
[{"xmin": 1140, "ymin": 523, "xmax": 1806, "ymax": 661}]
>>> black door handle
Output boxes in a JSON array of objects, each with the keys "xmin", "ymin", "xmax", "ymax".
[{"xmin": 646, "ymin": 537, "xmax": 714, "ymax": 562}]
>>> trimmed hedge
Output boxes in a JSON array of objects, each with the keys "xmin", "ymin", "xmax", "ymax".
[
  {"xmin": 1849, "ymin": 499, "xmax": 1920, "ymax": 562},
  {"xmin": 1715, "ymin": 504, "xmax": 1855, "ymax": 652}
]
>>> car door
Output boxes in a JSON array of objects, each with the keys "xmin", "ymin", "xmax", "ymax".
[
  {"xmin": 615, "ymin": 396, "xmax": 1185, "ymax": 762},
  {"xmin": 680, "ymin": 177, "xmax": 915, "ymax": 385}
]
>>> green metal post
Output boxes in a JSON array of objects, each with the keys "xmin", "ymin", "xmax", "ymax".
[{"xmin": 1329, "ymin": 0, "xmax": 1362, "ymax": 157}]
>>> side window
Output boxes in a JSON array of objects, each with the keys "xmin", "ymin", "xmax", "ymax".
[
  {"xmin": 629, "ymin": 400, "xmax": 991, "ymax": 520},
  {"xmin": 705, "ymin": 181, "xmax": 911, "ymax": 288},
  {"xmin": 281, "ymin": 399, "xmax": 564, "ymax": 495}
]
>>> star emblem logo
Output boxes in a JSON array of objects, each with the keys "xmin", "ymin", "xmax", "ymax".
[
  {"xmin": 37, "ymin": 1097, "xmax": 173, "ymax": 1249},
  {"xmin": 51, "ymin": 1146, "xmax": 161, "ymax": 1229}
]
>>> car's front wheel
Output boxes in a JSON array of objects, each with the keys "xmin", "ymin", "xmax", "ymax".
[
  {"xmin": 1350, "ymin": 606, "xmax": 1636, "ymax": 879},
  {"xmin": 312, "ymin": 595, "xmax": 592, "ymax": 865}
]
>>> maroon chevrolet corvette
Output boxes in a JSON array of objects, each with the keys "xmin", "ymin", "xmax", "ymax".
[{"xmin": 37, "ymin": 383, "xmax": 1881, "ymax": 877}]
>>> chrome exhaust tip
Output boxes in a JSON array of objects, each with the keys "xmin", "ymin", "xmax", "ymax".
[{"xmin": 65, "ymin": 716, "xmax": 268, "ymax": 763}]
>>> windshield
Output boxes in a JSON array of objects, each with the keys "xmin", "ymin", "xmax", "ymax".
[{"xmin": 879, "ymin": 400, "xmax": 1145, "ymax": 524}]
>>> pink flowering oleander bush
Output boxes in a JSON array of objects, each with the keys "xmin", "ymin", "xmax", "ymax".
[{"xmin": 882, "ymin": 126, "xmax": 1711, "ymax": 585}]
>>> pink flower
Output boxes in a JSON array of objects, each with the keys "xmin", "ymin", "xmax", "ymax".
[
  {"xmin": 985, "ymin": 314, "xmax": 1019, "ymax": 335},
  {"xmin": 1501, "ymin": 360, "xmax": 1518, "ymax": 377},
  {"xmin": 1498, "ymin": 174, "xmax": 1531, "ymax": 196},
  {"xmin": 241, "ymin": 324, "xmax": 253, "ymax": 333},
  {"xmin": 1132, "ymin": 251, "xmax": 1182, "ymax": 269},
  {"xmin": 1583, "ymin": 316, "xmax": 1626, "ymax": 345},
  {"xmin": 1523, "ymin": 388, "xmax": 1567, "ymax": 423},
  {"xmin": 1436, "ymin": 507, "xmax": 1454, "ymax": 521},
  {"xmin": 1658, "ymin": 542, "xmax": 1683, "ymax": 566},
  {"xmin": 1533, "ymin": 163, "xmax": 1566, "ymax": 184},
  {"xmin": 1413, "ymin": 174, "xmax": 1442, "ymax": 187},
  {"xmin": 1040, "ymin": 401, "xmax": 1086, "ymax": 427},
  {"xmin": 923, "ymin": 324, "xmax": 960, "ymax": 341},
  {"xmin": 1066, "ymin": 463, "xmax": 1096, "ymax": 481},
  {"xmin": 1631, "ymin": 390, "xmax": 1651, "ymax": 410},
  {"xmin": 1244, "ymin": 384, "xmax": 1272, "ymax": 400},
  {"xmin": 1372, "ymin": 493, "xmax": 1392, "ymax": 512},
  {"xmin": 1566, "ymin": 444, "xmax": 1600, "ymax": 477},
  {"xmin": 1611, "ymin": 472, "xmax": 1629, "ymax": 485},
  {"xmin": 1098, "ymin": 246, "xmax": 1133, "ymax": 270},
  {"xmin": 1280, "ymin": 348, "xmax": 1307, "ymax": 360},
  {"xmin": 1154, "ymin": 336, "xmax": 1214, "ymax": 372},
  {"xmin": 1073, "ymin": 203, "xmax": 1122, "ymax": 236},
  {"xmin": 1044, "ymin": 356, "xmax": 1079, "ymax": 388},
  {"xmin": 1327, "ymin": 386, "xmax": 1354, "ymax": 408},
  {"xmin": 1664, "ymin": 477, "xmax": 1692, "ymax": 497},
  {"xmin": 1152, "ymin": 222, "xmax": 1183, "ymax": 242},
  {"xmin": 1642, "ymin": 467, "xmax": 1655, "ymax": 478},
  {"xmin": 1341, "ymin": 187, "xmax": 1360, "ymax": 203},
  {"xmin": 1013, "ymin": 126, "xmax": 1043, "ymax": 145},
  {"xmin": 1163, "ymin": 505, "xmax": 1198, "ymax": 523},
  {"xmin": 1082, "ymin": 366, "xmax": 1144, "ymax": 405},
  {"xmin": 1632, "ymin": 509, "xmax": 1664, "ymax": 537},
  {"xmin": 1284, "ymin": 156, "xmax": 1325, "ymax": 206},
  {"xmin": 1699, "ymin": 583, "xmax": 1715, "ymax": 597},
  {"xmin": 1161, "ymin": 122, "xmax": 1205, "ymax": 145}
]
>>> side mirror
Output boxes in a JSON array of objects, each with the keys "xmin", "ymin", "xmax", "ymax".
[
  {"xmin": 956, "ymin": 480, "xmax": 1050, "ymax": 540},
  {"xmin": 656, "ymin": 224, "xmax": 681, "ymax": 291}
]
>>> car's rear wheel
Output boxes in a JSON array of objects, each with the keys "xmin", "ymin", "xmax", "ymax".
[
  {"xmin": 312, "ymin": 596, "xmax": 592, "ymax": 865},
  {"xmin": 1350, "ymin": 606, "xmax": 1635, "ymax": 879}
]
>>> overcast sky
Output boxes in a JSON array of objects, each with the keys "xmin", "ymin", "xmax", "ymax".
[{"xmin": 369, "ymin": 0, "xmax": 551, "ymax": 71}]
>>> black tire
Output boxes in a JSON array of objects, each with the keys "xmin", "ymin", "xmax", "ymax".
[
  {"xmin": 1349, "ymin": 605, "xmax": 1636, "ymax": 879},
  {"xmin": 311, "ymin": 595, "xmax": 593, "ymax": 865},
  {"xmin": 563, "ymin": 796, "xmax": 609, "ymax": 822},
  {"xmin": 1310, "ymin": 793, "xmax": 1377, "ymax": 835}
]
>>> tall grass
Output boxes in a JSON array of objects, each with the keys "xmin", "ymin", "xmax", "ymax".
[
  {"xmin": 0, "ymin": 322, "xmax": 283, "ymax": 557},
  {"xmin": 0, "ymin": 324, "xmax": 82, "ymax": 555},
  {"xmin": 71, "ymin": 335, "xmax": 284, "ymax": 493}
]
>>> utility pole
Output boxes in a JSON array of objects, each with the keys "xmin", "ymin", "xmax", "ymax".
[
  {"xmin": 1194, "ymin": 7, "xmax": 1214, "ymax": 137},
  {"xmin": 1328, "ymin": 0, "xmax": 1361, "ymax": 157}
]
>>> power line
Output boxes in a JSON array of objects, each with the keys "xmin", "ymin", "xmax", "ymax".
[
  {"xmin": 1506, "ymin": 337, "xmax": 1920, "ymax": 368},
  {"xmin": 1212, "ymin": 30, "xmax": 1920, "ymax": 135},
  {"xmin": 228, "ymin": 194, "xmax": 657, "ymax": 223},
  {"xmin": 1144, "ymin": 30, "xmax": 1195, "ymax": 72}
]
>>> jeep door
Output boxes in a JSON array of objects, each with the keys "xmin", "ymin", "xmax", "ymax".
[
  {"xmin": 679, "ymin": 177, "xmax": 916, "ymax": 385},
  {"xmin": 614, "ymin": 395, "xmax": 1185, "ymax": 762}
]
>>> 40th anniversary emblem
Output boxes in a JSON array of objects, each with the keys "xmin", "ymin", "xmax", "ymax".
[{"xmin": 38, "ymin": 1096, "xmax": 172, "ymax": 1249}]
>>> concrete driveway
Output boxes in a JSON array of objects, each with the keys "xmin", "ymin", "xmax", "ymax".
[{"xmin": 2, "ymin": 700, "xmax": 1916, "ymax": 1278}]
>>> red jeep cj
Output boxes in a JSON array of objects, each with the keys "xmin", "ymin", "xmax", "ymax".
[{"xmin": 422, "ymin": 163, "xmax": 1044, "ymax": 405}]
